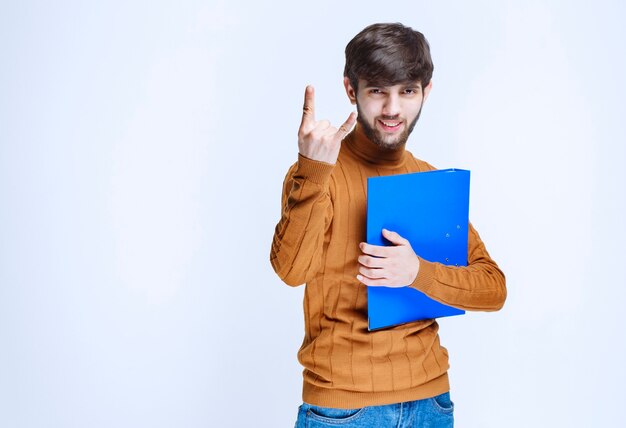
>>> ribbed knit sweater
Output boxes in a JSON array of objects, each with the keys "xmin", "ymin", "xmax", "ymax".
[{"xmin": 270, "ymin": 125, "xmax": 506, "ymax": 409}]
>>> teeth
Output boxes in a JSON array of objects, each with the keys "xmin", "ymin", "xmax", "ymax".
[{"xmin": 381, "ymin": 121, "xmax": 400, "ymax": 127}]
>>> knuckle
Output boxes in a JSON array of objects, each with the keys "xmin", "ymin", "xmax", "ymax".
[
  {"xmin": 325, "ymin": 131, "xmax": 335, "ymax": 140},
  {"xmin": 309, "ymin": 129, "xmax": 322, "ymax": 141}
]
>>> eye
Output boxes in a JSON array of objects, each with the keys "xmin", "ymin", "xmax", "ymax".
[
  {"xmin": 369, "ymin": 88, "xmax": 383, "ymax": 95},
  {"xmin": 404, "ymin": 88, "xmax": 419, "ymax": 95}
]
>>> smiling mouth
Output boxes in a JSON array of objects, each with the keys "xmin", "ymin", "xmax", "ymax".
[{"xmin": 378, "ymin": 119, "xmax": 402, "ymax": 132}]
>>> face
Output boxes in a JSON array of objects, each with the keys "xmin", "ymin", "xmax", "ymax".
[{"xmin": 344, "ymin": 78, "xmax": 432, "ymax": 150}]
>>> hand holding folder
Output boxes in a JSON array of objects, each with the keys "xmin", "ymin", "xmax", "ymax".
[
  {"xmin": 358, "ymin": 228, "xmax": 422, "ymax": 288},
  {"xmin": 365, "ymin": 169, "xmax": 470, "ymax": 330}
]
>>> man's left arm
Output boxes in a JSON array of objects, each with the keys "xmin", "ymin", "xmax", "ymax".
[{"xmin": 357, "ymin": 224, "xmax": 506, "ymax": 311}]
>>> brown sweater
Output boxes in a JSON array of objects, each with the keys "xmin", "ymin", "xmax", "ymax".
[{"xmin": 270, "ymin": 126, "xmax": 506, "ymax": 409}]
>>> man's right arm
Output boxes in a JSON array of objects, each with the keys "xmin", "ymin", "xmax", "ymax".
[
  {"xmin": 270, "ymin": 86, "xmax": 356, "ymax": 286},
  {"xmin": 269, "ymin": 156, "xmax": 334, "ymax": 286}
]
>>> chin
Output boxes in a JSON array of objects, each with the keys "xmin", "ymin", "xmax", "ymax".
[
  {"xmin": 357, "ymin": 116, "xmax": 409, "ymax": 150},
  {"xmin": 376, "ymin": 134, "xmax": 408, "ymax": 150}
]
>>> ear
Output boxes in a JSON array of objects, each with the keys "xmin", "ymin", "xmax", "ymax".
[
  {"xmin": 343, "ymin": 77, "xmax": 357, "ymax": 105},
  {"xmin": 422, "ymin": 81, "xmax": 433, "ymax": 102}
]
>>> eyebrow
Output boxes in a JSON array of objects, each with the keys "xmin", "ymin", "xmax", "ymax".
[{"xmin": 363, "ymin": 81, "xmax": 422, "ymax": 89}]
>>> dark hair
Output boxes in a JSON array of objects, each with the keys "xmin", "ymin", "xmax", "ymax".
[{"xmin": 344, "ymin": 23, "xmax": 434, "ymax": 92}]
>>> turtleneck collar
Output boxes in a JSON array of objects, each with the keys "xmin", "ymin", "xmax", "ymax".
[{"xmin": 343, "ymin": 124, "xmax": 407, "ymax": 168}]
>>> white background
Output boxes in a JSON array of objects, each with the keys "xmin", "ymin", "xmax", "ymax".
[{"xmin": 1, "ymin": 1, "xmax": 625, "ymax": 427}]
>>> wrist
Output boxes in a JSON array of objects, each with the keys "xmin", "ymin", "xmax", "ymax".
[{"xmin": 295, "ymin": 154, "xmax": 335, "ymax": 184}]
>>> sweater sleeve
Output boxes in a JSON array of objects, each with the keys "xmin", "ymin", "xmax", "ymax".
[
  {"xmin": 270, "ymin": 154, "xmax": 335, "ymax": 286},
  {"xmin": 409, "ymin": 222, "xmax": 507, "ymax": 311}
]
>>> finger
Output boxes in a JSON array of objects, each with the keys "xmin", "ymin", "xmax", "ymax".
[
  {"xmin": 358, "ymin": 266, "xmax": 386, "ymax": 279},
  {"xmin": 356, "ymin": 275, "xmax": 390, "ymax": 287},
  {"xmin": 300, "ymin": 85, "xmax": 316, "ymax": 128},
  {"xmin": 358, "ymin": 254, "xmax": 386, "ymax": 268},
  {"xmin": 320, "ymin": 126, "xmax": 339, "ymax": 139},
  {"xmin": 316, "ymin": 119, "xmax": 331, "ymax": 131},
  {"xmin": 359, "ymin": 242, "xmax": 389, "ymax": 257},
  {"xmin": 382, "ymin": 229, "xmax": 410, "ymax": 246},
  {"xmin": 334, "ymin": 111, "xmax": 357, "ymax": 141},
  {"xmin": 310, "ymin": 124, "xmax": 336, "ymax": 141}
]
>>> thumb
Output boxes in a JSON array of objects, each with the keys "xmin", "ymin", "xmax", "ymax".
[
  {"xmin": 382, "ymin": 229, "xmax": 409, "ymax": 246},
  {"xmin": 334, "ymin": 111, "xmax": 357, "ymax": 141}
]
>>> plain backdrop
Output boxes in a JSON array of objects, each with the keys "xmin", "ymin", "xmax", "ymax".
[{"xmin": 1, "ymin": 1, "xmax": 625, "ymax": 427}]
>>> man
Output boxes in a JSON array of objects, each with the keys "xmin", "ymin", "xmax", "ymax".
[{"xmin": 270, "ymin": 23, "xmax": 506, "ymax": 427}]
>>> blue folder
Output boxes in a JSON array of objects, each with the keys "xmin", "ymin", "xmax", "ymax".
[{"xmin": 366, "ymin": 169, "xmax": 470, "ymax": 330}]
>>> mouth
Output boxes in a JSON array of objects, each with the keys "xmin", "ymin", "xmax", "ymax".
[{"xmin": 377, "ymin": 119, "xmax": 403, "ymax": 133}]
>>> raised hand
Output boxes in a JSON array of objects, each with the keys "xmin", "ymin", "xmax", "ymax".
[
  {"xmin": 356, "ymin": 229, "xmax": 421, "ymax": 287},
  {"xmin": 298, "ymin": 85, "xmax": 357, "ymax": 164}
]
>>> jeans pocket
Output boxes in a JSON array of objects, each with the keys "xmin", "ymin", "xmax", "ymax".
[
  {"xmin": 305, "ymin": 404, "xmax": 367, "ymax": 425},
  {"xmin": 430, "ymin": 392, "xmax": 454, "ymax": 414}
]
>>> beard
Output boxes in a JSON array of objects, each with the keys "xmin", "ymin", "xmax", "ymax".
[{"xmin": 356, "ymin": 101, "xmax": 423, "ymax": 150}]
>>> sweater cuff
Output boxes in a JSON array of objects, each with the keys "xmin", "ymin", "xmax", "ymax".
[
  {"xmin": 295, "ymin": 154, "xmax": 335, "ymax": 185},
  {"xmin": 410, "ymin": 257, "xmax": 437, "ymax": 294}
]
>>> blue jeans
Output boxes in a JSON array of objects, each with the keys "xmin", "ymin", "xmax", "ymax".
[{"xmin": 294, "ymin": 392, "xmax": 454, "ymax": 428}]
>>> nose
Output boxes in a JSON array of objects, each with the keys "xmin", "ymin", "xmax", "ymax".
[{"xmin": 382, "ymin": 93, "xmax": 400, "ymax": 117}]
